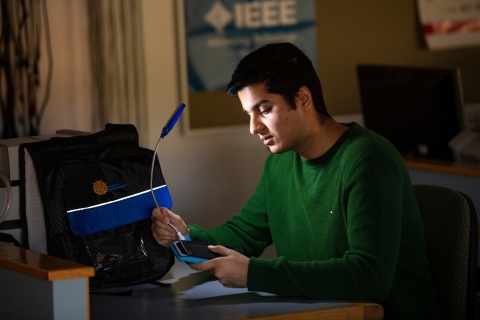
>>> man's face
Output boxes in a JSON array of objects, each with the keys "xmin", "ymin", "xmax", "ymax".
[{"xmin": 238, "ymin": 84, "xmax": 308, "ymax": 154}]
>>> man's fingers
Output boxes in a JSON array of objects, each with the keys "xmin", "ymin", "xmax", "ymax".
[
  {"xmin": 189, "ymin": 260, "xmax": 214, "ymax": 272},
  {"xmin": 159, "ymin": 207, "xmax": 171, "ymax": 224},
  {"xmin": 151, "ymin": 221, "xmax": 176, "ymax": 238},
  {"xmin": 153, "ymin": 207, "xmax": 170, "ymax": 224},
  {"xmin": 188, "ymin": 247, "xmax": 248, "ymax": 288},
  {"xmin": 188, "ymin": 246, "xmax": 229, "ymax": 272},
  {"xmin": 151, "ymin": 208, "xmax": 178, "ymax": 244},
  {"xmin": 207, "ymin": 245, "xmax": 230, "ymax": 254},
  {"xmin": 151, "ymin": 207, "xmax": 190, "ymax": 246}
]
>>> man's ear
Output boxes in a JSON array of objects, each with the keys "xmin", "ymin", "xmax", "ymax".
[{"xmin": 295, "ymin": 86, "xmax": 313, "ymax": 110}]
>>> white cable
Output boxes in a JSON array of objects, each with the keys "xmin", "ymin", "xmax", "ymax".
[
  {"xmin": 150, "ymin": 136, "xmax": 163, "ymax": 210},
  {"xmin": 149, "ymin": 137, "xmax": 186, "ymax": 241},
  {"xmin": 0, "ymin": 174, "xmax": 12, "ymax": 225}
]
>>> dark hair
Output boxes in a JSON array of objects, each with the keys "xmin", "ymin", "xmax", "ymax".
[{"xmin": 226, "ymin": 43, "xmax": 330, "ymax": 118}]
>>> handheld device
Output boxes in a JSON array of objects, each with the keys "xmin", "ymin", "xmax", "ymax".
[
  {"xmin": 171, "ymin": 240, "xmax": 223, "ymax": 264},
  {"xmin": 171, "ymin": 240, "xmax": 239, "ymax": 264}
]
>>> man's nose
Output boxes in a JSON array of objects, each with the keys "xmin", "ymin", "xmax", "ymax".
[{"xmin": 250, "ymin": 114, "xmax": 264, "ymax": 135}]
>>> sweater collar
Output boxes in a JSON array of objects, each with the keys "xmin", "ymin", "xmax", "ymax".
[{"xmin": 299, "ymin": 122, "xmax": 361, "ymax": 169}]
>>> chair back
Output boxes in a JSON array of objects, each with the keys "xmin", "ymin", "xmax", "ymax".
[{"xmin": 413, "ymin": 185, "xmax": 477, "ymax": 320}]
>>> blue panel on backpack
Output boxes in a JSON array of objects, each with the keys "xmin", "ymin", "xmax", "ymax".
[{"xmin": 67, "ymin": 185, "xmax": 172, "ymax": 236}]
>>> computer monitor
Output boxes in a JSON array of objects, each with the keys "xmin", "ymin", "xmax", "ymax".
[{"xmin": 357, "ymin": 64, "xmax": 464, "ymax": 161}]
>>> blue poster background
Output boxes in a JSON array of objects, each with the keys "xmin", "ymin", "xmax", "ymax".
[{"xmin": 184, "ymin": 0, "xmax": 317, "ymax": 92}]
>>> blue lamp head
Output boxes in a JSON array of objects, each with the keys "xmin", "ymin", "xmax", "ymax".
[{"xmin": 160, "ymin": 103, "xmax": 186, "ymax": 138}]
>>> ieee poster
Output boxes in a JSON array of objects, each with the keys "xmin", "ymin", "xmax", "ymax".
[
  {"xmin": 183, "ymin": 0, "xmax": 317, "ymax": 92},
  {"xmin": 417, "ymin": 0, "xmax": 480, "ymax": 50}
]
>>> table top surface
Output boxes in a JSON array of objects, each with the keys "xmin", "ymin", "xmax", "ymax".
[
  {"xmin": 90, "ymin": 261, "xmax": 383, "ymax": 320},
  {"xmin": 403, "ymin": 156, "xmax": 480, "ymax": 178},
  {"xmin": 0, "ymin": 242, "xmax": 94, "ymax": 281}
]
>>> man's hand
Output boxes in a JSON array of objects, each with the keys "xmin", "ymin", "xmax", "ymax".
[
  {"xmin": 151, "ymin": 207, "xmax": 189, "ymax": 248},
  {"xmin": 189, "ymin": 246, "xmax": 249, "ymax": 288}
]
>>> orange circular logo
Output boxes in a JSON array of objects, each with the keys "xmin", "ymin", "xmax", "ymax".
[{"xmin": 92, "ymin": 180, "xmax": 108, "ymax": 195}]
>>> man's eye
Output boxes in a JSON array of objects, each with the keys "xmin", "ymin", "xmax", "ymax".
[{"xmin": 259, "ymin": 108, "xmax": 271, "ymax": 116}]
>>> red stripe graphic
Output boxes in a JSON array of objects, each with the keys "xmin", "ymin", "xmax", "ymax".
[{"xmin": 423, "ymin": 19, "xmax": 480, "ymax": 35}]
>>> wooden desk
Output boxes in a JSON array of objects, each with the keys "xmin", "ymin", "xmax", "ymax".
[
  {"xmin": 0, "ymin": 243, "xmax": 95, "ymax": 319},
  {"xmin": 90, "ymin": 261, "xmax": 383, "ymax": 320},
  {"xmin": 403, "ymin": 156, "xmax": 480, "ymax": 178}
]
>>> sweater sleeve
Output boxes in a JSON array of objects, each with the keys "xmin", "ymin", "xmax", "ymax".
[
  {"xmin": 247, "ymin": 150, "xmax": 407, "ymax": 302},
  {"xmin": 188, "ymin": 170, "xmax": 273, "ymax": 258}
]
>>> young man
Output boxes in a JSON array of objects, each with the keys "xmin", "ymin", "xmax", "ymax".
[{"xmin": 152, "ymin": 43, "xmax": 441, "ymax": 319}]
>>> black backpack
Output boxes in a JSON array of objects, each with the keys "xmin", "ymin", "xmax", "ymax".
[{"xmin": 19, "ymin": 124, "xmax": 174, "ymax": 290}]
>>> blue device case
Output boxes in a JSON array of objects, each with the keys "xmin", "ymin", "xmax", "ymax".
[
  {"xmin": 171, "ymin": 247, "xmax": 210, "ymax": 264},
  {"xmin": 170, "ymin": 237, "xmax": 213, "ymax": 264}
]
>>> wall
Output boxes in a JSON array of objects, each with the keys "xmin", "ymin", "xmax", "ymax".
[
  {"xmin": 316, "ymin": 0, "xmax": 480, "ymax": 116},
  {"xmin": 35, "ymin": 1, "xmax": 480, "ymax": 259},
  {"xmin": 38, "ymin": 0, "xmax": 268, "ymax": 236}
]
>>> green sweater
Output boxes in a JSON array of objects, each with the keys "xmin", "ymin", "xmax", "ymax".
[{"xmin": 189, "ymin": 123, "xmax": 441, "ymax": 319}]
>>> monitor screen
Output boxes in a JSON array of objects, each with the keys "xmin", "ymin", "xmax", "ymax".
[{"xmin": 357, "ymin": 64, "xmax": 464, "ymax": 161}]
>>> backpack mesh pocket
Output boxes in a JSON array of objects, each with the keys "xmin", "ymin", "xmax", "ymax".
[{"xmin": 85, "ymin": 232, "xmax": 148, "ymax": 271}]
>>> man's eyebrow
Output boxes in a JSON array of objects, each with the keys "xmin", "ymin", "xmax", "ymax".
[{"xmin": 243, "ymin": 99, "xmax": 270, "ymax": 113}]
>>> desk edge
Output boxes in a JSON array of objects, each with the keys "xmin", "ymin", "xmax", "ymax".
[{"xmin": 0, "ymin": 243, "xmax": 95, "ymax": 281}]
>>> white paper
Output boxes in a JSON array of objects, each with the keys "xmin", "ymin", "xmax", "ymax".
[{"xmin": 417, "ymin": 0, "xmax": 480, "ymax": 50}]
